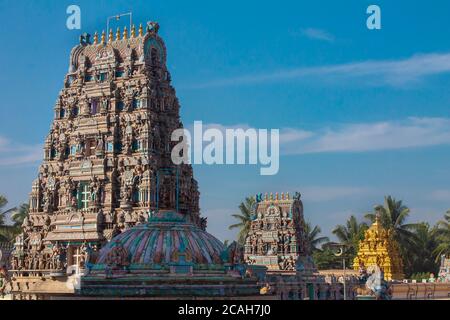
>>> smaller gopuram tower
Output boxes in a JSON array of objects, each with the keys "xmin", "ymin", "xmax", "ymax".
[
  {"xmin": 353, "ymin": 214, "xmax": 404, "ymax": 281},
  {"xmin": 244, "ymin": 192, "xmax": 315, "ymax": 273}
]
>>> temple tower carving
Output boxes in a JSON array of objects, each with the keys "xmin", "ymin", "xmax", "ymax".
[{"xmin": 12, "ymin": 22, "xmax": 202, "ymax": 278}]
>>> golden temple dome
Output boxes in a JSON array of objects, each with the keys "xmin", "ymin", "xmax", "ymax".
[{"xmin": 353, "ymin": 215, "xmax": 404, "ymax": 281}]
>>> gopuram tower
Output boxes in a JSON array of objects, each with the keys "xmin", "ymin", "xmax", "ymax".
[
  {"xmin": 244, "ymin": 192, "xmax": 315, "ymax": 273},
  {"xmin": 10, "ymin": 22, "xmax": 203, "ymax": 287}
]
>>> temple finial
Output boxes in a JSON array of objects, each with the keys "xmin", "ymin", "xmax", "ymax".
[
  {"xmin": 139, "ymin": 23, "xmax": 143, "ymax": 37},
  {"xmin": 123, "ymin": 26, "xmax": 128, "ymax": 39},
  {"xmin": 131, "ymin": 24, "xmax": 136, "ymax": 38},
  {"xmin": 108, "ymin": 29, "xmax": 114, "ymax": 43},
  {"xmin": 116, "ymin": 27, "xmax": 121, "ymax": 40},
  {"xmin": 375, "ymin": 208, "xmax": 382, "ymax": 223},
  {"xmin": 101, "ymin": 30, "xmax": 106, "ymax": 44},
  {"xmin": 93, "ymin": 32, "xmax": 98, "ymax": 45}
]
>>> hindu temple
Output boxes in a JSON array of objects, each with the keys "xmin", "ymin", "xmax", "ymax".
[
  {"xmin": 242, "ymin": 192, "xmax": 355, "ymax": 300},
  {"xmin": 244, "ymin": 192, "xmax": 315, "ymax": 273},
  {"xmin": 353, "ymin": 214, "xmax": 404, "ymax": 281},
  {"xmin": 6, "ymin": 21, "xmax": 267, "ymax": 300},
  {"xmin": 4, "ymin": 18, "xmax": 359, "ymax": 300}
]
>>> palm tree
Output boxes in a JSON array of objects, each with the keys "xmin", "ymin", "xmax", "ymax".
[
  {"xmin": 0, "ymin": 195, "xmax": 18, "ymax": 243},
  {"xmin": 409, "ymin": 222, "xmax": 439, "ymax": 274},
  {"xmin": 0, "ymin": 195, "xmax": 16, "ymax": 226},
  {"xmin": 332, "ymin": 215, "xmax": 368, "ymax": 261},
  {"xmin": 433, "ymin": 211, "xmax": 450, "ymax": 261},
  {"xmin": 229, "ymin": 197, "xmax": 255, "ymax": 245},
  {"xmin": 304, "ymin": 222, "xmax": 329, "ymax": 253},
  {"xmin": 11, "ymin": 203, "xmax": 29, "ymax": 228},
  {"xmin": 365, "ymin": 196, "xmax": 418, "ymax": 275},
  {"xmin": 0, "ymin": 196, "xmax": 28, "ymax": 243}
]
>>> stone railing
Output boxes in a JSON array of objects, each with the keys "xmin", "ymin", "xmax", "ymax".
[{"xmin": 391, "ymin": 283, "xmax": 450, "ymax": 300}]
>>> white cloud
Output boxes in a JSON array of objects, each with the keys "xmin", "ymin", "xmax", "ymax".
[
  {"xmin": 183, "ymin": 117, "xmax": 450, "ymax": 155},
  {"xmin": 186, "ymin": 52, "xmax": 450, "ymax": 89},
  {"xmin": 300, "ymin": 186, "xmax": 372, "ymax": 202},
  {"xmin": 280, "ymin": 117, "xmax": 450, "ymax": 155},
  {"xmin": 0, "ymin": 136, "xmax": 42, "ymax": 166},
  {"xmin": 300, "ymin": 28, "xmax": 335, "ymax": 43}
]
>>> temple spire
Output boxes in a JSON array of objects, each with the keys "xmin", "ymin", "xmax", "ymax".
[
  {"xmin": 101, "ymin": 30, "xmax": 106, "ymax": 44},
  {"xmin": 108, "ymin": 29, "xmax": 114, "ymax": 43}
]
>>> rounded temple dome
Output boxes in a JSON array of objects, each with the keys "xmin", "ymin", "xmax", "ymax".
[{"xmin": 96, "ymin": 211, "xmax": 224, "ymax": 267}]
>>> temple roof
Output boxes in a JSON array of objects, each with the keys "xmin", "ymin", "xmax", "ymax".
[{"xmin": 96, "ymin": 211, "xmax": 225, "ymax": 268}]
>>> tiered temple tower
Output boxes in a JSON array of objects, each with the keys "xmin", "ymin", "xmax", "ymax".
[
  {"xmin": 353, "ymin": 215, "xmax": 404, "ymax": 281},
  {"xmin": 244, "ymin": 192, "xmax": 315, "ymax": 273},
  {"xmin": 11, "ymin": 22, "xmax": 203, "ymax": 279}
]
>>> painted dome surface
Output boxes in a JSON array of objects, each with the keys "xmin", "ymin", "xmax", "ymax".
[{"xmin": 97, "ymin": 212, "xmax": 224, "ymax": 267}]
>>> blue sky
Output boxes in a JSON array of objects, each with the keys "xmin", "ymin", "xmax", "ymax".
[{"xmin": 1, "ymin": 0, "xmax": 450, "ymax": 241}]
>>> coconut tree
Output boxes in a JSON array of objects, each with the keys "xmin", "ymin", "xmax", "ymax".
[
  {"xmin": 11, "ymin": 203, "xmax": 29, "ymax": 228},
  {"xmin": 0, "ymin": 196, "xmax": 17, "ymax": 243},
  {"xmin": 229, "ymin": 197, "xmax": 256, "ymax": 245},
  {"xmin": 332, "ymin": 215, "xmax": 368, "ymax": 261},
  {"xmin": 365, "ymin": 196, "xmax": 419, "ymax": 275},
  {"xmin": 304, "ymin": 222, "xmax": 329, "ymax": 253},
  {"xmin": 0, "ymin": 195, "xmax": 16, "ymax": 226},
  {"xmin": 433, "ymin": 211, "xmax": 450, "ymax": 261},
  {"xmin": 408, "ymin": 222, "xmax": 439, "ymax": 275},
  {"xmin": 0, "ymin": 196, "xmax": 28, "ymax": 243}
]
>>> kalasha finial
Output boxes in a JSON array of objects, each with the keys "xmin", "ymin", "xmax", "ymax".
[
  {"xmin": 93, "ymin": 32, "xmax": 99, "ymax": 45},
  {"xmin": 131, "ymin": 24, "xmax": 136, "ymax": 38},
  {"xmin": 116, "ymin": 27, "xmax": 121, "ymax": 40},
  {"xmin": 123, "ymin": 26, "xmax": 128, "ymax": 39},
  {"xmin": 108, "ymin": 29, "xmax": 114, "ymax": 43},
  {"xmin": 375, "ymin": 207, "xmax": 382, "ymax": 223},
  {"xmin": 138, "ymin": 23, "xmax": 143, "ymax": 37},
  {"xmin": 101, "ymin": 30, "xmax": 106, "ymax": 44},
  {"xmin": 286, "ymin": 192, "xmax": 290, "ymax": 200}
]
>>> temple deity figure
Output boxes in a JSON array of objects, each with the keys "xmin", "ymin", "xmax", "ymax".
[
  {"xmin": 96, "ymin": 135, "xmax": 105, "ymax": 155},
  {"xmin": 90, "ymin": 176, "xmax": 102, "ymax": 206},
  {"xmin": 42, "ymin": 188, "xmax": 54, "ymax": 213}
]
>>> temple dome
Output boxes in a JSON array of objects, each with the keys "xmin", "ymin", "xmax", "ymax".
[{"xmin": 96, "ymin": 211, "xmax": 225, "ymax": 268}]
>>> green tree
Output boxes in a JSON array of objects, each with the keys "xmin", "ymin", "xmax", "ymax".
[
  {"xmin": 332, "ymin": 215, "xmax": 368, "ymax": 262},
  {"xmin": 229, "ymin": 197, "xmax": 255, "ymax": 245},
  {"xmin": 304, "ymin": 222, "xmax": 329, "ymax": 253},
  {"xmin": 0, "ymin": 195, "xmax": 16, "ymax": 226},
  {"xmin": 0, "ymin": 196, "xmax": 28, "ymax": 243},
  {"xmin": 312, "ymin": 247, "xmax": 343, "ymax": 270},
  {"xmin": 433, "ymin": 211, "xmax": 450, "ymax": 261},
  {"xmin": 11, "ymin": 203, "xmax": 29, "ymax": 228},
  {"xmin": 408, "ymin": 222, "xmax": 439, "ymax": 275}
]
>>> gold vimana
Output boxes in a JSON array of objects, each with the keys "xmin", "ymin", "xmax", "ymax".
[{"xmin": 353, "ymin": 214, "xmax": 405, "ymax": 281}]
